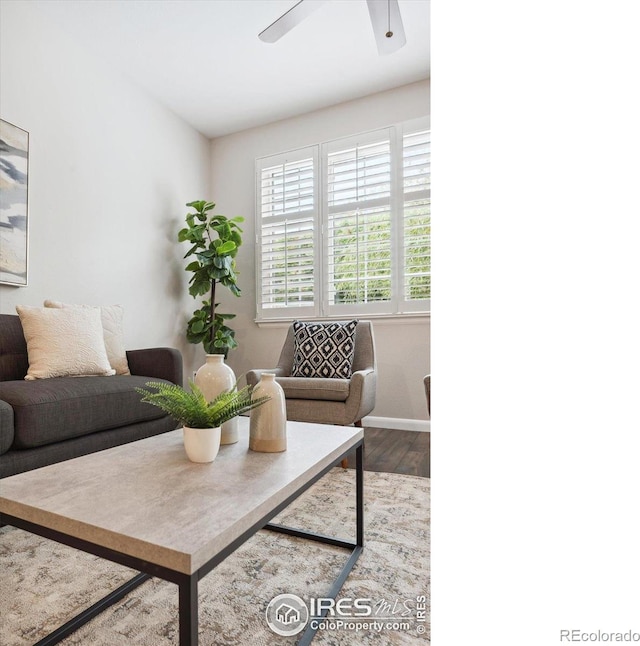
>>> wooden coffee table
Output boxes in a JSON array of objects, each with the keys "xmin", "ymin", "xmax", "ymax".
[{"xmin": 0, "ymin": 418, "xmax": 364, "ymax": 645}]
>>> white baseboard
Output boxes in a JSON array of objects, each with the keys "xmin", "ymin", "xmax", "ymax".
[{"xmin": 362, "ymin": 416, "xmax": 430, "ymax": 432}]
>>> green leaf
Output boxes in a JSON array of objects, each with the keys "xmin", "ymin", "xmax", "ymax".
[
  {"xmin": 191, "ymin": 224, "xmax": 206, "ymax": 239},
  {"xmin": 196, "ymin": 254, "xmax": 215, "ymax": 267},
  {"xmin": 217, "ymin": 241, "xmax": 236, "ymax": 255},
  {"xmin": 213, "ymin": 223, "xmax": 232, "ymax": 239},
  {"xmin": 189, "ymin": 278, "xmax": 210, "ymax": 298},
  {"xmin": 186, "ymin": 329, "xmax": 207, "ymax": 344},
  {"xmin": 183, "ymin": 244, "xmax": 200, "ymax": 259}
]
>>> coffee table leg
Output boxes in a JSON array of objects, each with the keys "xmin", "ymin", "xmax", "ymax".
[
  {"xmin": 356, "ymin": 442, "xmax": 364, "ymax": 547},
  {"xmin": 179, "ymin": 574, "xmax": 198, "ymax": 645}
]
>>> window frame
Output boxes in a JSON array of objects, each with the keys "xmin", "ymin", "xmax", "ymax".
[{"xmin": 255, "ymin": 117, "xmax": 430, "ymax": 323}]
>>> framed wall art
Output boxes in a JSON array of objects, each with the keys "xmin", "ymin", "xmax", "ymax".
[{"xmin": 0, "ymin": 119, "xmax": 30, "ymax": 286}]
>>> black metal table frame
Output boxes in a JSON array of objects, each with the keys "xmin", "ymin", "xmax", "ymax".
[{"xmin": 2, "ymin": 440, "xmax": 364, "ymax": 646}]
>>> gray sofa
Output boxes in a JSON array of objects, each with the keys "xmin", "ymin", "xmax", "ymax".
[{"xmin": 0, "ymin": 314, "xmax": 183, "ymax": 478}]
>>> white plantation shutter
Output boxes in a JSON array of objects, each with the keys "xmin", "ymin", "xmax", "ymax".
[
  {"xmin": 256, "ymin": 149, "xmax": 318, "ymax": 318},
  {"xmin": 325, "ymin": 131, "xmax": 394, "ymax": 314},
  {"xmin": 255, "ymin": 119, "xmax": 430, "ymax": 321},
  {"xmin": 402, "ymin": 128, "xmax": 431, "ymax": 309}
]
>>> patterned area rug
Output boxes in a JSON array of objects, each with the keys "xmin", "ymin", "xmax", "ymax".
[{"xmin": 1, "ymin": 469, "xmax": 429, "ymax": 645}]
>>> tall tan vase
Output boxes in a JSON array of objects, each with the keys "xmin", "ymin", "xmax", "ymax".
[
  {"xmin": 249, "ymin": 373, "xmax": 287, "ymax": 452},
  {"xmin": 194, "ymin": 354, "xmax": 238, "ymax": 444}
]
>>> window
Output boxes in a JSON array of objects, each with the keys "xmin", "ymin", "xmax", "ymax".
[
  {"xmin": 257, "ymin": 147, "xmax": 318, "ymax": 318},
  {"xmin": 325, "ymin": 132, "xmax": 393, "ymax": 315},
  {"xmin": 402, "ymin": 128, "xmax": 431, "ymax": 310},
  {"xmin": 256, "ymin": 118, "xmax": 430, "ymax": 320}
]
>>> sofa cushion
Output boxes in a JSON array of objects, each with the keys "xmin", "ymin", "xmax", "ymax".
[
  {"xmin": 276, "ymin": 376, "xmax": 350, "ymax": 402},
  {"xmin": 290, "ymin": 320, "xmax": 358, "ymax": 379},
  {"xmin": 0, "ymin": 376, "xmax": 170, "ymax": 450}
]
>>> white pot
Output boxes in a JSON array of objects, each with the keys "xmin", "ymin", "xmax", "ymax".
[
  {"xmin": 194, "ymin": 354, "xmax": 238, "ymax": 445},
  {"xmin": 183, "ymin": 426, "xmax": 221, "ymax": 463}
]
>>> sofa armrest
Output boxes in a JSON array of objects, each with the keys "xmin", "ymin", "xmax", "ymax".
[
  {"xmin": 0, "ymin": 400, "xmax": 14, "ymax": 455},
  {"xmin": 126, "ymin": 348, "xmax": 183, "ymax": 386},
  {"xmin": 246, "ymin": 367, "xmax": 287, "ymax": 387}
]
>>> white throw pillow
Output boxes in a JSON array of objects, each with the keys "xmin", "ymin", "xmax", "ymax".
[
  {"xmin": 44, "ymin": 300, "xmax": 130, "ymax": 375},
  {"xmin": 16, "ymin": 305, "xmax": 116, "ymax": 380}
]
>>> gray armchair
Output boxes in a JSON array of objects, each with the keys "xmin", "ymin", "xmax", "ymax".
[{"xmin": 246, "ymin": 320, "xmax": 377, "ymax": 428}]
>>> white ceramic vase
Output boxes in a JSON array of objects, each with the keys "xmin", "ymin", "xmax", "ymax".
[
  {"xmin": 194, "ymin": 354, "xmax": 238, "ymax": 445},
  {"xmin": 183, "ymin": 426, "xmax": 221, "ymax": 463},
  {"xmin": 249, "ymin": 373, "xmax": 287, "ymax": 452}
]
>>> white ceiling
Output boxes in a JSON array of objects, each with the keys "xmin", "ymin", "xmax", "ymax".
[{"xmin": 29, "ymin": 0, "xmax": 430, "ymax": 139}]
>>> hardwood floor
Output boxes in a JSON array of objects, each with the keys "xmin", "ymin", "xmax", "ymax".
[{"xmin": 344, "ymin": 427, "xmax": 430, "ymax": 478}]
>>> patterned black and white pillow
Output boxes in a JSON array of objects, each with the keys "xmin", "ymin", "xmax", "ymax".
[{"xmin": 291, "ymin": 320, "xmax": 358, "ymax": 379}]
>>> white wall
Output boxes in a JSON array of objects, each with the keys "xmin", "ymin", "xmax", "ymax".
[
  {"xmin": 0, "ymin": 0, "xmax": 210, "ymax": 372},
  {"xmin": 208, "ymin": 81, "xmax": 430, "ymax": 424}
]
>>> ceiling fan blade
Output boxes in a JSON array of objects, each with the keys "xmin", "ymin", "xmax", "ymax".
[
  {"xmin": 259, "ymin": 0, "xmax": 327, "ymax": 43},
  {"xmin": 366, "ymin": 0, "xmax": 407, "ymax": 55}
]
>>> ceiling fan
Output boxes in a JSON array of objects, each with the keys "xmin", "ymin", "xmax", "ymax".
[{"xmin": 258, "ymin": 0, "xmax": 407, "ymax": 56}]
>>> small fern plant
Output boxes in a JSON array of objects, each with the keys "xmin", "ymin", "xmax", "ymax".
[{"xmin": 136, "ymin": 381, "xmax": 270, "ymax": 429}]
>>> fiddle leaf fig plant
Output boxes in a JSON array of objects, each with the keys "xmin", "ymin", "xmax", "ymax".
[{"xmin": 178, "ymin": 200, "xmax": 244, "ymax": 355}]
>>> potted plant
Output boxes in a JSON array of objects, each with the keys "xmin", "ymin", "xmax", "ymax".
[
  {"xmin": 178, "ymin": 200, "xmax": 243, "ymax": 356},
  {"xmin": 136, "ymin": 381, "xmax": 269, "ymax": 463}
]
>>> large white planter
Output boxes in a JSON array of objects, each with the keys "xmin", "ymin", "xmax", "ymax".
[
  {"xmin": 194, "ymin": 354, "xmax": 238, "ymax": 445},
  {"xmin": 183, "ymin": 426, "xmax": 221, "ymax": 463}
]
